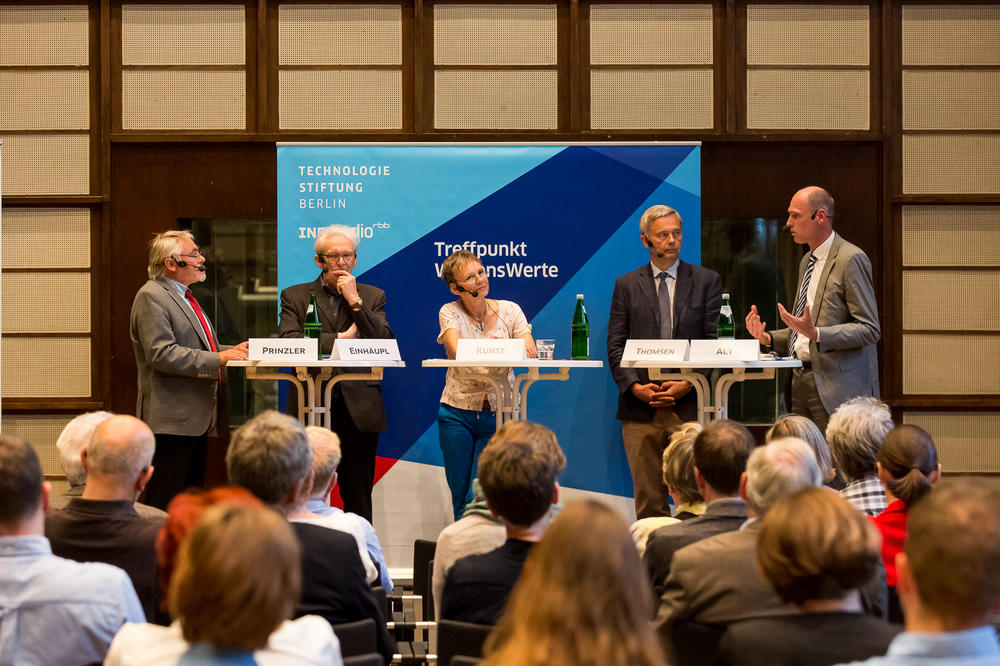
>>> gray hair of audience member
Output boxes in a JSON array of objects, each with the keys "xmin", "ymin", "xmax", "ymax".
[
  {"xmin": 825, "ymin": 396, "xmax": 893, "ymax": 482},
  {"xmin": 661, "ymin": 422, "xmax": 704, "ymax": 506},
  {"xmin": 86, "ymin": 415, "xmax": 155, "ymax": 481},
  {"xmin": 56, "ymin": 410, "xmax": 114, "ymax": 486},
  {"xmin": 905, "ymin": 478, "xmax": 1000, "ymax": 628},
  {"xmin": 745, "ymin": 437, "xmax": 822, "ymax": 516},
  {"xmin": 226, "ymin": 410, "xmax": 313, "ymax": 507},
  {"xmin": 876, "ymin": 424, "xmax": 938, "ymax": 506},
  {"xmin": 147, "ymin": 229, "xmax": 195, "ymax": 279},
  {"xmin": 314, "ymin": 224, "xmax": 360, "ymax": 253},
  {"xmin": 639, "ymin": 204, "xmax": 683, "ymax": 238},
  {"xmin": 0, "ymin": 435, "xmax": 44, "ymax": 529},
  {"xmin": 693, "ymin": 419, "xmax": 756, "ymax": 496},
  {"xmin": 767, "ymin": 415, "xmax": 835, "ymax": 484},
  {"xmin": 757, "ymin": 486, "xmax": 881, "ymax": 606},
  {"xmin": 305, "ymin": 426, "xmax": 342, "ymax": 498}
]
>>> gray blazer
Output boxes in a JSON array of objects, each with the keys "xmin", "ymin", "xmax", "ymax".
[
  {"xmin": 130, "ymin": 277, "xmax": 226, "ymax": 436},
  {"xmin": 771, "ymin": 235, "xmax": 880, "ymax": 414}
]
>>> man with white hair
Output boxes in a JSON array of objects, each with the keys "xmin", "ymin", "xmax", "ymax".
[
  {"xmin": 826, "ymin": 396, "xmax": 893, "ymax": 516},
  {"xmin": 51, "ymin": 411, "xmax": 164, "ymax": 518},
  {"xmin": 45, "ymin": 414, "xmax": 165, "ymax": 620},
  {"xmin": 278, "ymin": 225, "xmax": 393, "ymax": 522}
]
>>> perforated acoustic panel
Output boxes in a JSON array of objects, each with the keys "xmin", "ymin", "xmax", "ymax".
[
  {"xmin": 902, "ymin": 5, "xmax": 1000, "ymax": 66},
  {"xmin": 2, "ymin": 337, "xmax": 91, "ymax": 398},
  {"xmin": 122, "ymin": 70, "xmax": 245, "ymax": 130},
  {"xmin": 903, "ymin": 270, "xmax": 1000, "ymax": 331},
  {"xmin": 903, "ymin": 333, "xmax": 1000, "ymax": 394},
  {"xmin": 747, "ymin": 4, "xmax": 868, "ymax": 66},
  {"xmin": 434, "ymin": 4, "xmax": 557, "ymax": 65},
  {"xmin": 279, "ymin": 4, "xmax": 401, "ymax": 65},
  {"xmin": 0, "ymin": 5, "xmax": 88, "ymax": 66},
  {"xmin": 122, "ymin": 4, "xmax": 245, "ymax": 65},
  {"xmin": 2, "ymin": 209, "xmax": 90, "ymax": 269},
  {"xmin": 590, "ymin": 4, "xmax": 712, "ymax": 65},
  {"xmin": 3, "ymin": 273, "xmax": 91, "ymax": 334},
  {"xmin": 591, "ymin": 69, "xmax": 713, "ymax": 129},
  {"xmin": 902, "ymin": 206, "xmax": 1000, "ymax": 267},
  {"xmin": 0, "ymin": 70, "xmax": 89, "ymax": 131},
  {"xmin": 747, "ymin": 70, "xmax": 868, "ymax": 129},
  {"xmin": 280, "ymin": 70, "xmax": 401, "ymax": 129},
  {"xmin": 0, "ymin": 134, "xmax": 89, "ymax": 196},
  {"xmin": 904, "ymin": 412, "xmax": 1000, "ymax": 474},
  {"xmin": 435, "ymin": 70, "xmax": 557, "ymax": 129},
  {"xmin": 903, "ymin": 134, "xmax": 1000, "ymax": 194},
  {"xmin": 903, "ymin": 70, "xmax": 1000, "ymax": 131},
  {"xmin": 0, "ymin": 415, "xmax": 75, "ymax": 476}
]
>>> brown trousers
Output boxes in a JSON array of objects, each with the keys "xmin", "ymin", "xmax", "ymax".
[{"xmin": 622, "ymin": 408, "xmax": 683, "ymax": 519}]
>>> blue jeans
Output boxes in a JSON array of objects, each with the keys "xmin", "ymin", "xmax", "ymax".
[{"xmin": 438, "ymin": 403, "xmax": 497, "ymax": 520}]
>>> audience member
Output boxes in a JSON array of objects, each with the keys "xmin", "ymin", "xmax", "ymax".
[
  {"xmin": 838, "ymin": 479, "xmax": 1000, "ymax": 665},
  {"xmin": 106, "ymin": 487, "xmax": 340, "ymax": 665},
  {"xmin": 873, "ymin": 424, "xmax": 940, "ymax": 623},
  {"xmin": 768, "ymin": 413, "xmax": 839, "ymax": 487},
  {"xmin": 432, "ymin": 478, "xmax": 506, "ymax": 618},
  {"xmin": 298, "ymin": 426, "xmax": 393, "ymax": 591},
  {"xmin": 826, "ymin": 397, "xmax": 893, "ymax": 516},
  {"xmin": 644, "ymin": 420, "xmax": 753, "ymax": 596},
  {"xmin": 45, "ymin": 414, "xmax": 165, "ymax": 620},
  {"xmin": 52, "ymin": 410, "xmax": 164, "ymax": 517},
  {"xmin": 225, "ymin": 410, "xmax": 394, "ymax": 663},
  {"xmin": 482, "ymin": 499, "xmax": 666, "ymax": 666},
  {"xmin": 0, "ymin": 434, "xmax": 144, "ymax": 664},
  {"xmin": 288, "ymin": 426, "xmax": 380, "ymax": 585},
  {"xmin": 630, "ymin": 422, "xmax": 705, "ymax": 556},
  {"xmin": 440, "ymin": 420, "xmax": 565, "ymax": 624},
  {"xmin": 718, "ymin": 487, "xmax": 900, "ymax": 666},
  {"xmin": 655, "ymin": 437, "xmax": 823, "ymax": 659}
]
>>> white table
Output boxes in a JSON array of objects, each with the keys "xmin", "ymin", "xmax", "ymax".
[
  {"xmin": 620, "ymin": 356, "xmax": 801, "ymax": 424},
  {"xmin": 230, "ymin": 359, "xmax": 405, "ymax": 428},
  {"xmin": 422, "ymin": 359, "xmax": 604, "ymax": 429}
]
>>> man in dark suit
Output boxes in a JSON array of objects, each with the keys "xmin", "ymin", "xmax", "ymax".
[
  {"xmin": 644, "ymin": 419, "xmax": 753, "ymax": 597},
  {"xmin": 278, "ymin": 225, "xmax": 393, "ymax": 522},
  {"xmin": 746, "ymin": 186, "xmax": 880, "ymax": 431},
  {"xmin": 130, "ymin": 230, "xmax": 248, "ymax": 510},
  {"xmin": 226, "ymin": 410, "xmax": 394, "ymax": 664},
  {"xmin": 608, "ymin": 204, "xmax": 723, "ymax": 518}
]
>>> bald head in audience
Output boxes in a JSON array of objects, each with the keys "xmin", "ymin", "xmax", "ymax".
[{"xmin": 83, "ymin": 415, "xmax": 156, "ymax": 501}]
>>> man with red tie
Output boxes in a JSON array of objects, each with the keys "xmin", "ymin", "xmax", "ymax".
[{"xmin": 130, "ymin": 230, "xmax": 248, "ymax": 509}]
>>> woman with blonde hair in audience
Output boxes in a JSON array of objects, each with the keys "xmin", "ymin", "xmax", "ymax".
[
  {"xmin": 630, "ymin": 421, "xmax": 705, "ymax": 556},
  {"xmin": 873, "ymin": 423, "xmax": 940, "ymax": 623},
  {"xmin": 767, "ymin": 414, "xmax": 840, "ymax": 488},
  {"xmin": 105, "ymin": 487, "xmax": 341, "ymax": 665},
  {"xmin": 481, "ymin": 499, "xmax": 666, "ymax": 666}
]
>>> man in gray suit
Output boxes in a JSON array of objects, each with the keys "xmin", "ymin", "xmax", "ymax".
[
  {"xmin": 130, "ymin": 230, "xmax": 248, "ymax": 509},
  {"xmin": 746, "ymin": 186, "xmax": 880, "ymax": 431},
  {"xmin": 278, "ymin": 225, "xmax": 393, "ymax": 522}
]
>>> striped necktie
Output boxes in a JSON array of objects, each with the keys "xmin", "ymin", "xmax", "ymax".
[{"xmin": 788, "ymin": 253, "xmax": 817, "ymax": 356}]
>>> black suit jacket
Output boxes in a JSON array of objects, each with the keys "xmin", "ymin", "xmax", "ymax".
[
  {"xmin": 278, "ymin": 276, "xmax": 393, "ymax": 432},
  {"xmin": 291, "ymin": 522, "xmax": 395, "ymax": 664},
  {"xmin": 607, "ymin": 261, "xmax": 723, "ymax": 422}
]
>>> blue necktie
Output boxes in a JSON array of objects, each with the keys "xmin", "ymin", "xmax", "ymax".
[
  {"xmin": 658, "ymin": 272, "xmax": 673, "ymax": 339},
  {"xmin": 788, "ymin": 253, "xmax": 817, "ymax": 356}
]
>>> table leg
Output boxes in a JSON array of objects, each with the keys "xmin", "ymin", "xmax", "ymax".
[
  {"xmin": 714, "ymin": 367, "xmax": 775, "ymax": 419},
  {"xmin": 322, "ymin": 368, "xmax": 385, "ymax": 430},
  {"xmin": 648, "ymin": 369, "xmax": 713, "ymax": 425},
  {"xmin": 513, "ymin": 367, "xmax": 570, "ymax": 422}
]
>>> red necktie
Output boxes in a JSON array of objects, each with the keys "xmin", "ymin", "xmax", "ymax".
[{"xmin": 185, "ymin": 289, "xmax": 221, "ymax": 383}]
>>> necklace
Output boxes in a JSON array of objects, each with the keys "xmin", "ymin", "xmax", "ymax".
[{"xmin": 461, "ymin": 301, "xmax": 489, "ymax": 332}]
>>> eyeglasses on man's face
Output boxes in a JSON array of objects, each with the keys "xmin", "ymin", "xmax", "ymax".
[{"xmin": 318, "ymin": 252, "xmax": 356, "ymax": 263}]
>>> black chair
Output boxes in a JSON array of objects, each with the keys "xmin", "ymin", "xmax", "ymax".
[
  {"xmin": 412, "ymin": 538, "xmax": 437, "ymax": 619},
  {"xmin": 331, "ymin": 618, "xmax": 378, "ymax": 659},
  {"xmin": 669, "ymin": 620, "xmax": 725, "ymax": 666},
  {"xmin": 343, "ymin": 655, "xmax": 383, "ymax": 666},
  {"xmin": 436, "ymin": 619, "xmax": 493, "ymax": 666}
]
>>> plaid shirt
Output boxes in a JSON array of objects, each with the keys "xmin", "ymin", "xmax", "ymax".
[{"xmin": 840, "ymin": 474, "xmax": 888, "ymax": 517}]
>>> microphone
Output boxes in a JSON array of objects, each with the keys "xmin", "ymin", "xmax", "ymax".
[
  {"xmin": 457, "ymin": 285, "xmax": 480, "ymax": 298},
  {"xmin": 174, "ymin": 258, "xmax": 206, "ymax": 273}
]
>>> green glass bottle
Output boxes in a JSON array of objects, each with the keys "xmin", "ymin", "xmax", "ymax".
[
  {"xmin": 305, "ymin": 289, "xmax": 322, "ymax": 359},
  {"xmin": 717, "ymin": 292, "xmax": 735, "ymax": 340},
  {"xmin": 571, "ymin": 294, "xmax": 590, "ymax": 360}
]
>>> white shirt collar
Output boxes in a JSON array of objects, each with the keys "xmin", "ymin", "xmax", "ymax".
[{"xmin": 812, "ymin": 231, "xmax": 836, "ymax": 260}]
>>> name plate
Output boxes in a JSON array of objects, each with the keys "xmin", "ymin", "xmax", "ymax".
[
  {"xmin": 456, "ymin": 338, "xmax": 526, "ymax": 361},
  {"xmin": 331, "ymin": 339, "xmax": 402, "ymax": 362},
  {"xmin": 689, "ymin": 339, "xmax": 759, "ymax": 363},
  {"xmin": 622, "ymin": 339, "xmax": 689, "ymax": 363},
  {"xmin": 249, "ymin": 337, "xmax": 317, "ymax": 362}
]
